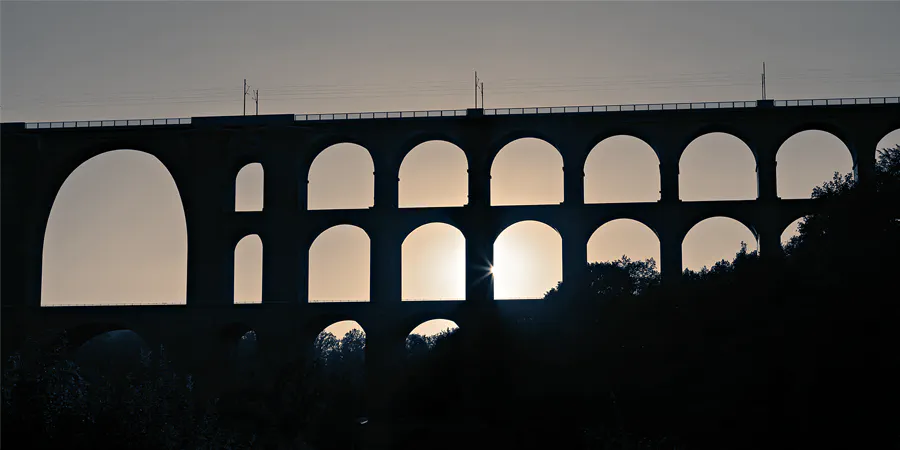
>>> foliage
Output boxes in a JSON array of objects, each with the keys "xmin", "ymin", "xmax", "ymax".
[
  {"xmin": 2, "ymin": 334, "xmax": 253, "ymax": 450},
  {"xmin": 4, "ymin": 145, "xmax": 900, "ymax": 450}
]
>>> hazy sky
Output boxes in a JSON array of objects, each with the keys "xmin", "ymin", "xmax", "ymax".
[{"xmin": 4, "ymin": 1, "xmax": 900, "ymax": 338}]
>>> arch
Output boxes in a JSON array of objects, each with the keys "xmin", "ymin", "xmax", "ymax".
[
  {"xmin": 235, "ymin": 329, "xmax": 259, "ymax": 361},
  {"xmin": 42, "ymin": 149, "xmax": 187, "ymax": 306},
  {"xmin": 493, "ymin": 220, "xmax": 562, "ymax": 299},
  {"xmin": 235, "ymin": 162, "xmax": 263, "ymax": 211},
  {"xmin": 491, "ymin": 138, "xmax": 564, "ymax": 206},
  {"xmin": 780, "ymin": 217, "xmax": 807, "ymax": 249},
  {"xmin": 680, "ymin": 133, "xmax": 757, "ymax": 201},
  {"xmin": 399, "ymin": 140, "xmax": 468, "ymax": 208},
  {"xmin": 308, "ymin": 143, "xmax": 374, "ymax": 210},
  {"xmin": 314, "ymin": 320, "xmax": 367, "ymax": 360},
  {"xmin": 587, "ymin": 219, "xmax": 660, "ymax": 264},
  {"xmin": 777, "ymin": 130, "xmax": 853, "ymax": 199},
  {"xmin": 584, "ymin": 136, "xmax": 660, "ymax": 203},
  {"xmin": 406, "ymin": 319, "xmax": 459, "ymax": 353},
  {"xmin": 877, "ymin": 129, "xmax": 900, "ymax": 163},
  {"xmin": 682, "ymin": 217, "xmax": 758, "ymax": 272},
  {"xmin": 402, "ymin": 223, "xmax": 465, "ymax": 301},
  {"xmin": 72, "ymin": 328, "xmax": 150, "ymax": 381},
  {"xmin": 309, "ymin": 225, "xmax": 370, "ymax": 302},
  {"xmin": 234, "ymin": 234, "xmax": 262, "ymax": 304}
]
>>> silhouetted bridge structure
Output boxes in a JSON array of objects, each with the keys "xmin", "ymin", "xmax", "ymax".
[{"xmin": 3, "ymin": 96, "xmax": 899, "ymax": 436}]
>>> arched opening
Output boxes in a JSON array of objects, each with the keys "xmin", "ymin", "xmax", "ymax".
[
  {"xmin": 314, "ymin": 320, "xmax": 367, "ymax": 365},
  {"xmin": 42, "ymin": 150, "xmax": 187, "ymax": 306},
  {"xmin": 493, "ymin": 220, "xmax": 562, "ymax": 299},
  {"xmin": 877, "ymin": 129, "xmax": 900, "ymax": 163},
  {"xmin": 308, "ymin": 143, "xmax": 374, "ymax": 210},
  {"xmin": 234, "ymin": 234, "xmax": 262, "ymax": 304},
  {"xmin": 587, "ymin": 219, "xmax": 660, "ymax": 264},
  {"xmin": 781, "ymin": 217, "xmax": 807, "ymax": 250},
  {"xmin": 680, "ymin": 133, "xmax": 757, "ymax": 201},
  {"xmin": 406, "ymin": 319, "xmax": 459, "ymax": 355},
  {"xmin": 310, "ymin": 320, "xmax": 366, "ymax": 440},
  {"xmin": 235, "ymin": 162, "xmax": 263, "ymax": 211},
  {"xmin": 491, "ymin": 138, "xmax": 564, "ymax": 206},
  {"xmin": 236, "ymin": 330, "xmax": 258, "ymax": 362},
  {"xmin": 682, "ymin": 217, "xmax": 758, "ymax": 272},
  {"xmin": 399, "ymin": 140, "xmax": 468, "ymax": 207},
  {"xmin": 73, "ymin": 329, "xmax": 149, "ymax": 382},
  {"xmin": 309, "ymin": 225, "xmax": 370, "ymax": 302},
  {"xmin": 777, "ymin": 130, "xmax": 852, "ymax": 199},
  {"xmin": 402, "ymin": 223, "xmax": 465, "ymax": 301},
  {"xmin": 584, "ymin": 136, "xmax": 660, "ymax": 203}
]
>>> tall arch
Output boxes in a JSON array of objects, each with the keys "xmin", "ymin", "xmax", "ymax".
[
  {"xmin": 587, "ymin": 219, "xmax": 660, "ymax": 264},
  {"xmin": 308, "ymin": 143, "xmax": 374, "ymax": 210},
  {"xmin": 235, "ymin": 162, "xmax": 263, "ymax": 212},
  {"xmin": 491, "ymin": 138, "xmax": 564, "ymax": 206},
  {"xmin": 493, "ymin": 220, "xmax": 562, "ymax": 299},
  {"xmin": 42, "ymin": 149, "xmax": 187, "ymax": 306},
  {"xmin": 402, "ymin": 223, "xmax": 465, "ymax": 301},
  {"xmin": 584, "ymin": 136, "xmax": 660, "ymax": 203},
  {"xmin": 234, "ymin": 234, "xmax": 262, "ymax": 304},
  {"xmin": 309, "ymin": 225, "xmax": 370, "ymax": 302},
  {"xmin": 399, "ymin": 140, "xmax": 468, "ymax": 208},
  {"xmin": 682, "ymin": 217, "xmax": 758, "ymax": 271},
  {"xmin": 777, "ymin": 130, "xmax": 852, "ymax": 199},
  {"xmin": 680, "ymin": 133, "xmax": 757, "ymax": 201}
]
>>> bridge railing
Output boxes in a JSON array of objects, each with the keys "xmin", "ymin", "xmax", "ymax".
[
  {"xmin": 484, "ymin": 100, "xmax": 758, "ymax": 116},
  {"xmin": 774, "ymin": 96, "xmax": 899, "ymax": 107},
  {"xmin": 294, "ymin": 109, "xmax": 468, "ymax": 122},
  {"xmin": 23, "ymin": 117, "xmax": 191, "ymax": 130},
  {"xmin": 20, "ymin": 96, "xmax": 899, "ymax": 129},
  {"xmin": 41, "ymin": 303, "xmax": 185, "ymax": 307}
]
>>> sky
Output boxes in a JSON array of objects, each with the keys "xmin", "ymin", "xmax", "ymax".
[{"xmin": 4, "ymin": 1, "xmax": 900, "ymax": 339}]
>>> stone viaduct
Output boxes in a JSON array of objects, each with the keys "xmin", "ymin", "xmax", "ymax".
[{"xmin": 2, "ymin": 97, "xmax": 899, "ymax": 422}]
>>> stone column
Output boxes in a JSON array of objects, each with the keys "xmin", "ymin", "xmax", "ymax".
[
  {"xmin": 262, "ymin": 135, "xmax": 304, "ymax": 304},
  {"xmin": 756, "ymin": 144, "xmax": 779, "ymax": 201}
]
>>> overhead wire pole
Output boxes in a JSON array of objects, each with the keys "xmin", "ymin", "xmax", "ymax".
[
  {"xmin": 243, "ymin": 79, "xmax": 248, "ymax": 115},
  {"xmin": 481, "ymin": 81, "xmax": 484, "ymax": 109},
  {"xmin": 253, "ymin": 89, "xmax": 259, "ymax": 115},
  {"xmin": 761, "ymin": 62, "xmax": 767, "ymax": 100},
  {"xmin": 474, "ymin": 70, "xmax": 479, "ymax": 108}
]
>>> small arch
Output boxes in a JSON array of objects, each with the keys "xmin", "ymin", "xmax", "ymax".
[
  {"xmin": 42, "ymin": 149, "xmax": 187, "ymax": 306},
  {"xmin": 309, "ymin": 225, "xmax": 370, "ymax": 302},
  {"xmin": 235, "ymin": 163, "xmax": 263, "ymax": 211},
  {"xmin": 680, "ymin": 133, "xmax": 757, "ymax": 201},
  {"xmin": 493, "ymin": 220, "xmax": 562, "ymax": 300},
  {"xmin": 491, "ymin": 138, "xmax": 564, "ymax": 206},
  {"xmin": 587, "ymin": 219, "xmax": 660, "ymax": 264},
  {"xmin": 682, "ymin": 217, "xmax": 758, "ymax": 271},
  {"xmin": 399, "ymin": 141, "xmax": 468, "ymax": 208},
  {"xmin": 777, "ymin": 130, "xmax": 853, "ymax": 199},
  {"xmin": 402, "ymin": 223, "xmax": 465, "ymax": 301},
  {"xmin": 877, "ymin": 129, "xmax": 900, "ymax": 163},
  {"xmin": 236, "ymin": 330, "xmax": 258, "ymax": 360},
  {"xmin": 585, "ymin": 136, "xmax": 660, "ymax": 203},
  {"xmin": 308, "ymin": 143, "xmax": 374, "ymax": 210},
  {"xmin": 406, "ymin": 319, "xmax": 459, "ymax": 354},
  {"xmin": 73, "ymin": 329, "xmax": 149, "ymax": 381},
  {"xmin": 314, "ymin": 320, "xmax": 367, "ymax": 361},
  {"xmin": 780, "ymin": 217, "xmax": 807, "ymax": 249},
  {"xmin": 234, "ymin": 234, "xmax": 262, "ymax": 304}
]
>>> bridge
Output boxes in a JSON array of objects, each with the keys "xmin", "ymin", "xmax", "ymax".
[{"xmin": 2, "ymin": 96, "xmax": 899, "ymax": 428}]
